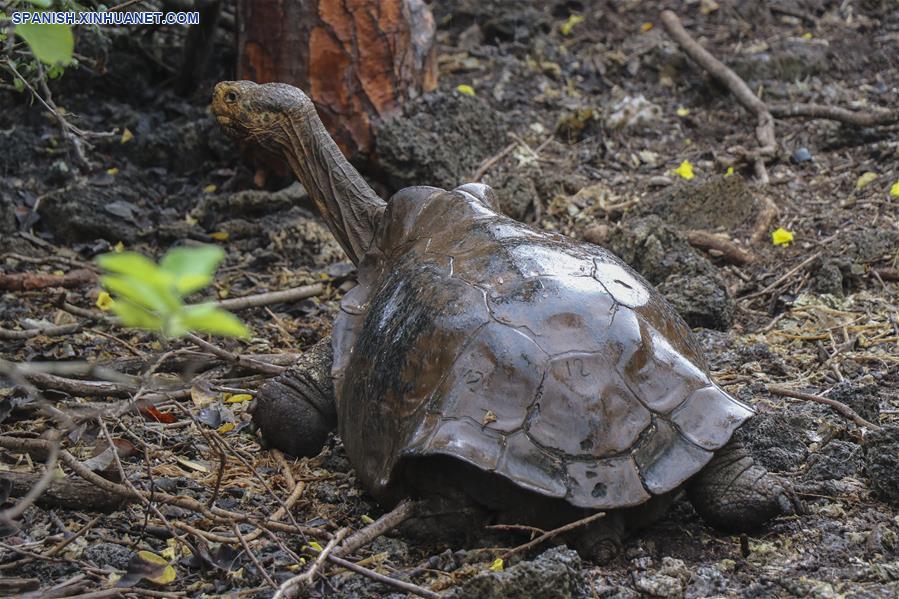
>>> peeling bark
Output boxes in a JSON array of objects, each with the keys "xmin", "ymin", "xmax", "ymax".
[{"xmin": 237, "ymin": 0, "xmax": 437, "ymax": 157}]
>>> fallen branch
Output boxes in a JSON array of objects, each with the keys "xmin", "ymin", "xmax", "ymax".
[
  {"xmin": 739, "ymin": 252, "xmax": 822, "ymax": 302},
  {"xmin": 766, "ymin": 385, "xmax": 882, "ymax": 432},
  {"xmin": 750, "ymin": 195, "xmax": 779, "ymax": 245},
  {"xmin": 275, "ymin": 528, "xmax": 349, "ymax": 598},
  {"xmin": 471, "ymin": 142, "xmax": 516, "ymax": 182},
  {"xmin": 185, "ymin": 333, "xmax": 286, "ymax": 375},
  {"xmin": 0, "ymin": 435, "xmax": 59, "ymax": 524},
  {"xmin": 0, "ymin": 269, "xmax": 96, "ymax": 292},
  {"xmin": 327, "ymin": 553, "xmax": 441, "ymax": 599},
  {"xmin": 686, "ymin": 230, "xmax": 757, "ymax": 265},
  {"xmin": 501, "ymin": 511, "xmax": 606, "ymax": 559},
  {"xmin": 216, "ymin": 283, "xmax": 324, "ymax": 311},
  {"xmin": 660, "ymin": 10, "xmax": 775, "ymax": 183},
  {"xmin": 0, "ymin": 323, "xmax": 83, "ymax": 340},
  {"xmin": 769, "ymin": 103, "xmax": 899, "ymax": 127},
  {"xmin": 335, "ymin": 499, "xmax": 422, "ymax": 558}
]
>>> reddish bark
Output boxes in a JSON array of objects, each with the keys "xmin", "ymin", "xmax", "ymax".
[
  {"xmin": 237, "ymin": 0, "xmax": 437, "ymax": 157},
  {"xmin": 0, "ymin": 269, "xmax": 96, "ymax": 292}
]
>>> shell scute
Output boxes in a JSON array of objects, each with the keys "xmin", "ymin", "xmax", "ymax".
[
  {"xmin": 566, "ymin": 457, "xmax": 650, "ymax": 508},
  {"xmin": 428, "ymin": 321, "xmax": 547, "ymax": 433},
  {"xmin": 529, "ymin": 353, "xmax": 652, "ymax": 458}
]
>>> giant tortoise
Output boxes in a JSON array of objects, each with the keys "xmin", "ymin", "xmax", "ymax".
[{"xmin": 211, "ymin": 81, "xmax": 798, "ymax": 558}]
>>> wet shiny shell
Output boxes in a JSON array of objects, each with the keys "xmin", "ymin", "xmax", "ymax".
[{"xmin": 332, "ymin": 185, "xmax": 753, "ymax": 509}]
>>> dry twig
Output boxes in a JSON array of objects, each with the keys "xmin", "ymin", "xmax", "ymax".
[
  {"xmin": 501, "ymin": 511, "xmax": 606, "ymax": 559},
  {"xmin": 686, "ymin": 230, "xmax": 757, "ymax": 265},
  {"xmin": 335, "ymin": 499, "xmax": 422, "ymax": 557},
  {"xmin": 274, "ymin": 528, "xmax": 349, "ymax": 598},
  {"xmin": 660, "ymin": 10, "xmax": 776, "ymax": 183},
  {"xmin": 767, "ymin": 385, "xmax": 882, "ymax": 431},
  {"xmin": 216, "ymin": 284, "xmax": 324, "ymax": 311}
]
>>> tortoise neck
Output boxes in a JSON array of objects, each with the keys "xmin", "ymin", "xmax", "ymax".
[{"xmin": 280, "ymin": 107, "xmax": 385, "ymax": 265}]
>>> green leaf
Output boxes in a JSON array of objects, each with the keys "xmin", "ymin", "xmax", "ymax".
[
  {"xmin": 28, "ymin": 0, "xmax": 54, "ymax": 8},
  {"xmin": 109, "ymin": 300, "xmax": 164, "ymax": 332},
  {"xmin": 96, "ymin": 252, "xmax": 164, "ymax": 280},
  {"xmin": 177, "ymin": 304, "xmax": 249, "ymax": 338},
  {"xmin": 159, "ymin": 245, "xmax": 224, "ymax": 295},
  {"xmin": 101, "ymin": 275, "xmax": 181, "ymax": 314},
  {"xmin": 15, "ymin": 23, "xmax": 74, "ymax": 66}
]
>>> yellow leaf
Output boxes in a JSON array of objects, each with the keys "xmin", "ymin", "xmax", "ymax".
[
  {"xmin": 113, "ymin": 241, "xmax": 125, "ymax": 253},
  {"xmin": 137, "ymin": 551, "xmax": 177, "ymax": 586},
  {"xmin": 53, "ymin": 269, "xmax": 64, "ymax": 276},
  {"xmin": 771, "ymin": 227, "xmax": 794, "ymax": 246},
  {"xmin": 120, "ymin": 128, "xmax": 134, "ymax": 144},
  {"xmin": 106, "ymin": 167, "xmax": 119, "ymax": 176},
  {"xmin": 203, "ymin": 184, "xmax": 217, "ymax": 193},
  {"xmin": 210, "ymin": 231, "xmax": 229, "ymax": 241},
  {"xmin": 856, "ymin": 171, "xmax": 878, "ymax": 190},
  {"xmin": 675, "ymin": 106, "xmax": 689, "ymax": 117},
  {"xmin": 161, "ymin": 544, "xmax": 177, "ymax": 561},
  {"xmin": 801, "ymin": 32, "xmax": 813, "ymax": 39},
  {"xmin": 96, "ymin": 291, "xmax": 115, "ymax": 311},
  {"xmin": 225, "ymin": 393, "xmax": 253, "ymax": 404},
  {"xmin": 891, "ymin": 181, "xmax": 899, "ymax": 197},
  {"xmin": 456, "ymin": 84, "xmax": 475, "ymax": 96},
  {"xmin": 361, "ymin": 514, "xmax": 375, "ymax": 525},
  {"xmin": 560, "ymin": 14, "xmax": 584, "ymax": 36},
  {"xmin": 489, "ymin": 558, "xmax": 504, "ymax": 572},
  {"xmin": 308, "ymin": 541, "xmax": 323, "ymax": 553},
  {"xmin": 673, "ymin": 160, "xmax": 695, "ymax": 180},
  {"xmin": 640, "ymin": 22, "xmax": 653, "ymax": 32},
  {"xmin": 217, "ymin": 422, "xmax": 236, "ymax": 434},
  {"xmin": 175, "ymin": 457, "xmax": 209, "ymax": 473},
  {"xmin": 725, "ymin": 166, "xmax": 735, "ymax": 177}
]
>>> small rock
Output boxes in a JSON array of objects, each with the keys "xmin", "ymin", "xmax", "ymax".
[
  {"xmin": 583, "ymin": 224, "xmax": 609, "ymax": 245},
  {"xmin": 792, "ymin": 147, "xmax": 813, "ymax": 163},
  {"xmin": 605, "ymin": 94, "xmax": 662, "ymax": 130},
  {"xmin": 633, "ymin": 572, "xmax": 683, "ymax": 598},
  {"xmin": 447, "ymin": 546, "xmax": 585, "ymax": 599}
]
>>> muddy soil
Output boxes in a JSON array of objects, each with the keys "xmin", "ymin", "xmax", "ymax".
[{"xmin": 1, "ymin": 0, "xmax": 898, "ymax": 597}]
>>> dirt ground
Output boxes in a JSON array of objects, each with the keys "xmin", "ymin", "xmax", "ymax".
[{"xmin": 1, "ymin": 0, "xmax": 898, "ymax": 597}]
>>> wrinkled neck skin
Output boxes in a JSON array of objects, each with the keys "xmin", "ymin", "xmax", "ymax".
[{"xmin": 277, "ymin": 105, "xmax": 385, "ymax": 265}]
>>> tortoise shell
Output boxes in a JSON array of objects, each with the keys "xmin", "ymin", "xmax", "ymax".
[{"xmin": 332, "ymin": 183, "xmax": 753, "ymax": 509}]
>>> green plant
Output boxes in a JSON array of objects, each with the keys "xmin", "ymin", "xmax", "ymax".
[
  {"xmin": 9, "ymin": 1, "xmax": 75, "ymax": 67},
  {"xmin": 96, "ymin": 245, "xmax": 250, "ymax": 339}
]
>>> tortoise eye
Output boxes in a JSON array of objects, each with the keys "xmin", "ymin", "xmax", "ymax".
[{"xmin": 225, "ymin": 90, "xmax": 238, "ymax": 103}]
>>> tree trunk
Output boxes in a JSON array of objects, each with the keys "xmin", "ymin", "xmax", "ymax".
[{"xmin": 237, "ymin": 0, "xmax": 437, "ymax": 158}]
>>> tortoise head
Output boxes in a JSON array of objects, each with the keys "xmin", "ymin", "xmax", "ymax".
[{"xmin": 212, "ymin": 81, "xmax": 316, "ymax": 152}]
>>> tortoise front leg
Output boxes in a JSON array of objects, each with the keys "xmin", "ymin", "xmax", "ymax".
[
  {"xmin": 687, "ymin": 438, "xmax": 802, "ymax": 531},
  {"xmin": 251, "ymin": 338, "xmax": 337, "ymax": 457}
]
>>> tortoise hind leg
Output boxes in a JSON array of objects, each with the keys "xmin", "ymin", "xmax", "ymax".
[
  {"xmin": 687, "ymin": 439, "xmax": 801, "ymax": 531},
  {"xmin": 250, "ymin": 338, "xmax": 337, "ymax": 457}
]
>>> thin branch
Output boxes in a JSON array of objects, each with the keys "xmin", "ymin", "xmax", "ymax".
[
  {"xmin": 502, "ymin": 511, "xmax": 606, "ymax": 559},
  {"xmin": 335, "ymin": 499, "xmax": 422, "ymax": 557},
  {"xmin": 766, "ymin": 385, "xmax": 882, "ymax": 431},
  {"xmin": 660, "ymin": 10, "xmax": 775, "ymax": 183},
  {"xmin": 0, "ymin": 434, "xmax": 59, "ymax": 525},
  {"xmin": 326, "ymin": 554, "xmax": 441, "ymax": 599},
  {"xmin": 185, "ymin": 333, "xmax": 285, "ymax": 375},
  {"xmin": 274, "ymin": 528, "xmax": 349, "ymax": 598},
  {"xmin": 769, "ymin": 103, "xmax": 899, "ymax": 127},
  {"xmin": 216, "ymin": 284, "xmax": 324, "ymax": 311}
]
